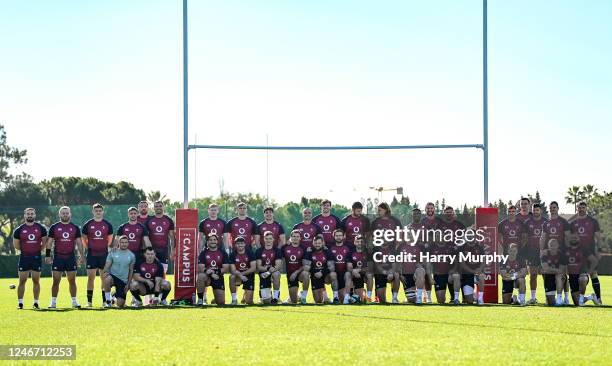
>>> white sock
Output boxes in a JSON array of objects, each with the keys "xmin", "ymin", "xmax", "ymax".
[
  {"xmin": 343, "ymin": 293, "xmax": 350, "ymax": 301},
  {"xmin": 51, "ymin": 297, "xmax": 57, "ymax": 305},
  {"xmin": 203, "ymin": 292, "xmax": 207, "ymax": 301},
  {"xmin": 478, "ymin": 292, "xmax": 484, "ymax": 302},
  {"xmin": 18, "ymin": 298, "xmax": 23, "ymax": 305},
  {"xmin": 512, "ymin": 294, "xmax": 517, "ymax": 302},
  {"xmin": 564, "ymin": 292, "xmax": 569, "ymax": 301},
  {"xmin": 519, "ymin": 293, "xmax": 526, "ymax": 302},
  {"xmin": 579, "ymin": 294, "xmax": 584, "ymax": 303},
  {"xmin": 556, "ymin": 294, "xmax": 562, "ymax": 303},
  {"xmin": 530, "ymin": 290, "xmax": 536, "ymax": 300},
  {"xmin": 367, "ymin": 291, "xmax": 372, "ymax": 298},
  {"xmin": 416, "ymin": 289, "xmax": 423, "ymax": 300},
  {"xmin": 392, "ymin": 292, "xmax": 398, "ymax": 300},
  {"xmin": 426, "ymin": 290, "xmax": 431, "ymax": 301},
  {"xmin": 33, "ymin": 299, "xmax": 39, "ymax": 305},
  {"xmin": 454, "ymin": 291, "xmax": 460, "ymax": 300},
  {"xmin": 104, "ymin": 292, "xmax": 111, "ymax": 302},
  {"xmin": 231, "ymin": 293, "xmax": 237, "ymax": 301},
  {"xmin": 333, "ymin": 291, "xmax": 338, "ymax": 298},
  {"xmin": 71, "ymin": 297, "xmax": 78, "ymax": 305},
  {"xmin": 300, "ymin": 290, "xmax": 308, "ymax": 300},
  {"xmin": 273, "ymin": 290, "xmax": 280, "ymax": 299}
]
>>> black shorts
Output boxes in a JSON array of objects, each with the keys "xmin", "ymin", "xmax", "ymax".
[
  {"xmin": 568, "ymin": 274, "xmax": 587, "ymax": 293},
  {"xmin": 287, "ymin": 271, "xmax": 300, "ymax": 288},
  {"xmin": 110, "ymin": 274, "xmax": 127, "ymax": 299},
  {"xmin": 259, "ymin": 272, "xmax": 272, "ymax": 289},
  {"xmin": 337, "ymin": 271, "xmax": 347, "ymax": 290},
  {"xmin": 502, "ymin": 279, "xmax": 517, "ymax": 294},
  {"xmin": 374, "ymin": 274, "xmax": 391, "ymax": 289},
  {"xmin": 353, "ymin": 276, "xmax": 365, "ymax": 289},
  {"xmin": 434, "ymin": 274, "xmax": 448, "ymax": 291},
  {"xmin": 238, "ymin": 274, "xmax": 255, "ymax": 291},
  {"xmin": 155, "ymin": 250, "xmax": 168, "ymax": 264},
  {"xmin": 461, "ymin": 274, "xmax": 475, "ymax": 289},
  {"xmin": 524, "ymin": 246, "xmax": 541, "ymax": 267},
  {"xmin": 401, "ymin": 273, "xmax": 416, "ymax": 289},
  {"xmin": 18, "ymin": 255, "xmax": 42, "ymax": 272},
  {"xmin": 311, "ymin": 271, "xmax": 328, "ymax": 290},
  {"xmin": 86, "ymin": 254, "xmax": 107, "ymax": 270},
  {"xmin": 210, "ymin": 273, "xmax": 225, "ymax": 290},
  {"xmin": 52, "ymin": 256, "xmax": 77, "ymax": 272},
  {"xmin": 543, "ymin": 274, "xmax": 557, "ymax": 293}
]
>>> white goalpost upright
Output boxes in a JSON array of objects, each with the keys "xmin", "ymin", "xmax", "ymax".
[{"xmin": 181, "ymin": 0, "xmax": 490, "ymax": 208}]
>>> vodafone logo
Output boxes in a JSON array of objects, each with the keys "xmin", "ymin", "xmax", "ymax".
[
  {"xmin": 353, "ymin": 227, "xmax": 360, "ymax": 233},
  {"xmin": 290, "ymin": 255, "xmax": 297, "ymax": 261},
  {"xmin": 550, "ymin": 227, "xmax": 557, "ymax": 234},
  {"xmin": 569, "ymin": 257, "xmax": 576, "ymax": 264},
  {"xmin": 210, "ymin": 260, "xmax": 217, "ymax": 267},
  {"xmin": 315, "ymin": 261, "xmax": 322, "ymax": 268},
  {"xmin": 28, "ymin": 234, "xmax": 36, "ymax": 241},
  {"xmin": 210, "ymin": 228, "xmax": 217, "ymax": 235},
  {"xmin": 323, "ymin": 225, "xmax": 330, "ymax": 232},
  {"xmin": 303, "ymin": 233, "xmax": 311, "ymax": 239},
  {"xmin": 156, "ymin": 226, "xmax": 163, "ymax": 233},
  {"xmin": 578, "ymin": 227, "xmax": 585, "ymax": 234},
  {"xmin": 534, "ymin": 229, "xmax": 541, "ymax": 235},
  {"xmin": 336, "ymin": 254, "xmax": 343, "ymax": 261},
  {"xmin": 357, "ymin": 260, "xmax": 363, "ymax": 267},
  {"xmin": 145, "ymin": 272, "xmax": 152, "ymax": 279},
  {"xmin": 238, "ymin": 228, "xmax": 246, "ymax": 235},
  {"xmin": 128, "ymin": 233, "xmax": 136, "ymax": 240},
  {"xmin": 62, "ymin": 232, "xmax": 70, "ymax": 239},
  {"xmin": 509, "ymin": 230, "xmax": 516, "ymax": 237},
  {"xmin": 239, "ymin": 262, "xmax": 246, "ymax": 269},
  {"xmin": 95, "ymin": 230, "xmax": 102, "ymax": 238}
]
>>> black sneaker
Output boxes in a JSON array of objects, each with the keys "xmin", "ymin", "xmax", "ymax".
[
  {"xmin": 18, "ymin": 303, "xmax": 23, "ymax": 309},
  {"xmin": 33, "ymin": 303, "xmax": 40, "ymax": 309},
  {"xmin": 332, "ymin": 297, "xmax": 340, "ymax": 304},
  {"xmin": 271, "ymin": 298, "xmax": 278, "ymax": 305}
]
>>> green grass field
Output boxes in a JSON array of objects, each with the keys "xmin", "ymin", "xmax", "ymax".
[{"xmin": 1, "ymin": 276, "xmax": 611, "ymax": 365}]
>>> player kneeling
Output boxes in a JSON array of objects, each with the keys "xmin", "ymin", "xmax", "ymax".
[
  {"xmin": 372, "ymin": 242, "xmax": 400, "ymax": 303},
  {"xmin": 303, "ymin": 235, "xmax": 336, "ymax": 304},
  {"xmin": 458, "ymin": 240, "xmax": 486, "ymax": 305},
  {"xmin": 347, "ymin": 235, "xmax": 368, "ymax": 302},
  {"xmin": 500, "ymin": 243, "xmax": 527, "ymax": 305},
  {"xmin": 283, "ymin": 230, "xmax": 309, "ymax": 304},
  {"xmin": 540, "ymin": 239, "xmax": 566, "ymax": 306},
  {"xmin": 229, "ymin": 237, "xmax": 256, "ymax": 305},
  {"xmin": 197, "ymin": 234, "xmax": 229, "ymax": 305},
  {"xmin": 397, "ymin": 241, "xmax": 426, "ymax": 304},
  {"xmin": 564, "ymin": 234, "xmax": 597, "ymax": 306},
  {"xmin": 256, "ymin": 231, "xmax": 283, "ymax": 304},
  {"xmin": 130, "ymin": 247, "xmax": 171, "ymax": 307},
  {"xmin": 102, "ymin": 236, "xmax": 135, "ymax": 308}
]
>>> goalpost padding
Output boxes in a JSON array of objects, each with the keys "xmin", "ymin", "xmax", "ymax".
[
  {"xmin": 475, "ymin": 207, "xmax": 499, "ymax": 303},
  {"xmin": 174, "ymin": 209, "xmax": 199, "ymax": 301}
]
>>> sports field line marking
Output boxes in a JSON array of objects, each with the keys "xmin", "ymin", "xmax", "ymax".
[{"xmin": 258, "ymin": 308, "xmax": 611, "ymax": 338}]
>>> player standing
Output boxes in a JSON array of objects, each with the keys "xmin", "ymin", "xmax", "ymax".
[
  {"xmin": 420, "ymin": 202, "xmax": 443, "ymax": 303},
  {"xmin": 497, "ymin": 206, "xmax": 527, "ymax": 255},
  {"xmin": 117, "ymin": 207, "xmax": 151, "ymax": 258},
  {"xmin": 499, "ymin": 243, "xmax": 527, "ymax": 305},
  {"xmin": 102, "ymin": 236, "xmax": 136, "ymax": 308},
  {"xmin": 312, "ymin": 200, "xmax": 342, "ymax": 247},
  {"xmin": 47, "ymin": 206, "xmax": 84, "ymax": 308},
  {"xmin": 540, "ymin": 239, "xmax": 566, "ymax": 306},
  {"xmin": 540, "ymin": 201, "xmax": 571, "ymax": 304},
  {"xmin": 13, "ymin": 208, "xmax": 48, "ymax": 309},
  {"xmin": 196, "ymin": 234, "xmax": 229, "ymax": 305},
  {"xmin": 224, "ymin": 202, "xmax": 259, "ymax": 252},
  {"xmin": 438, "ymin": 206, "xmax": 465, "ymax": 303},
  {"xmin": 283, "ymin": 230, "xmax": 309, "ymax": 304},
  {"xmin": 258, "ymin": 207, "xmax": 286, "ymax": 248},
  {"xmin": 82, "ymin": 203, "xmax": 114, "ymax": 307},
  {"xmin": 516, "ymin": 197, "xmax": 533, "ymax": 224},
  {"xmin": 569, "ymin": 201, "xmax": 603, "ymax": 304},
  {"xmin": 228, "ymin": 237, "xmax": 257, "ymax": 305},
  {"xmin": 137, "ymin": 200, "xmax": 153, "ymax": 224},
  {"xmin": 130, "ymin": 246, "xmax": 171, "ymax": 306},
  {"xmin": 340, "ymin": 201, "xmax": 371, "ymax": 250},
  {"xmin": 303, "ymin": 235, "xmax": 336, "ymax": 304},
  {"xmin": 144, "ymin": 201, "xmax": 175, "ymax": 273},
  {"xmin": 255, "ymin": 231, "xmax": 283, "ymax": 304},
  {"xmin": 371, "ymin": 202, "xmax": 402, "ymax": 303},
  {"xmin": 329, "ymin": 229, "xmax": 353, "ymax": 304},
  {"xmin": 292, "ymin": 207, "xmax": 321, "ymax": 250},
  {"xmin": 524, "ymin": 203, "xmax": 547, "ymax": 304}
]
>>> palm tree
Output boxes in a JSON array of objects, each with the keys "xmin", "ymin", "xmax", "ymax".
[
  {"xmin": 582, "ymin": 184, "xmax": 598, "ymax": 205},
  {"xmin": 565, "ymin": 186, "xmax": 583, "ymax": 213},
  {"xmin": 147, "ymin": 190, "xmax": 171, "ymax": 206}
]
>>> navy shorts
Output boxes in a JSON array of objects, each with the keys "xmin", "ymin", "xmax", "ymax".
[
  {"xmin": 155, "ymin": 250, "xmax": 168, "ymax": 264},
  {"xmin": 502, "ymin": 279, "xmax": 518, "ymax": 294},
  {"xmin": 52, "ymin": 256, "xmax": 77, "ymax": 272},
  {"xmin": 401, "ymin": 273, "xmax": 416, "ymax": 289},
  {"xmin": 337, "ymin": 271, "xmax": 347, "ymax": 290},
  {"xmin": 18, "ymin": 255, "xmax": 42, "ymax": 272},
  {"xmin": 287, "ymin": 271, "xmax": 300, "ymax": 288},
  {"xmin": 110, "ymin": 274, "xmax": 127, "ymax": 299},
  {"xmin": 210, "ymin": 273, "xmax": 225, "ymax": 290},
  {"xmin": 461, "ymin": 274, "xmax": 475, "ymax": 289},
  {"xmin": 143, "ymin": 281, "xmax": 156, "ymax": 295},
  {"xmin": 238, "ymin": 273, "xmax": 255, "ymax": 291},
  {"xmin": 311, "ymin": 271, "xmax": 328, "ymax": 290},
  {"xmin": 353, "ymin": 275, "xmax": 365, "ymax": 289},
  {"xmin": 543, "ymin": 274, "xmax": 557, "ymax": 293},
  {"xmin": 524, "ymin": 246, "xmax": 541, "ymax": 267},
  {"xmin": 259, "ymin": 272, "xmax": 272, "ymax": 289},
  {"xmin": 86, "ymin": 254, "xmax": 108, "ymax": 270},
  {"xmin": 434, "ymin": 274, "xmax": 449, "ymax": 291},
  {"xmin": 568, "ymin": 274, "xmax": 587, "ymax": 293},
  {"xmin": 374, "ymin": 274, "xmax": 391, "ymax": 289}
]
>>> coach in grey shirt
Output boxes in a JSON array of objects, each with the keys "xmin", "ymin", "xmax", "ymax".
[{"xmin": 102, "ymin": 235, "xmax": 135, "ymax": 308}]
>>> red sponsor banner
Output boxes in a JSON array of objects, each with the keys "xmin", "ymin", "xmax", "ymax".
[
  {"xmin": 475, "ymin": 207, "xmax": 499, "ymax": 303},
  {"xmin": 174, "ymin": 209, "xmax": 199, "ymax": 301}
]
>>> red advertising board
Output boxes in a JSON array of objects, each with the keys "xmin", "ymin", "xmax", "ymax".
[
  {"xmin": 174, "ymin": 209, "xmax": 199, "ymax": 301},
  {"xmin": 475, "ymin": 207, "xmax": 499, "ymax": 303}
]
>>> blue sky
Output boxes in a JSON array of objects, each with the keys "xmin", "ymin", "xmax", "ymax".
[{"xmin": 1, "ymin": 0, "xmax": 610, "ymax": 212}]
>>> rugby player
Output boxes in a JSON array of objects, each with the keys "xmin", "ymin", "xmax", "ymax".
[
  {"xmin": 224, "ymin": 202, "xmax": 259, "ymax": 252},
  {"xmin": 303, "ymin": 235, "xmax": 336, "ymax": 304},
  {"xmin": 144, "ymin": 201, "xmax": 175, "ymax": 273},
  {"xmin": 255, "ymin": 231, "xmax": 283, "ymax": 304},
  {"xmin": 257, "ymin": 207, "xmax": 286, "ymax": 248},
  {"xmin": 570, "ymin": 201, "xmax": 603, "ymax": 304},
  {"xmin": 541, "ymin": 201, "xmax": 571, "ymax": 304},
  {"xmin": 420, "ymin": 202, "xmax": 443, "ymax": 303},
  {"xmin": 130, "ymin": 246, "xmax": 171, "ymax": 306},
  {"xmin": 137, "ymin": 200, "xmax": 153, "ymax": 224},
  {"xmin": 196, "ymin": 233, "xmax": 229, "ymax": 305},
  {"xmin": 340, "ymin": 201, "xmax": 371, "ymax": 250},
  {"xmin": 458, "ymin": 239, "xmax": 486, "ymax": 305},
  {"xmin": 438, "ymin": 206, "xmax": 466, "ymax": 303},
  {"xmin": 516, "ymin": 197, "xmax": 533, "ymax": 223},
  {"xmin": 329, "ymin": 229, "xmax": 353, "ymax": 304},
  {"xmin": 564, "ymin": 234, "xmax": 598, "ymax": 306},
  {"xmin": 540, "ymin": 239, "xmax": 566, "ymax": 306},
  {"xmin": 13, "ymin": 208, "xmax": 48, "ymax": 309},
  {"xmin": 82, "ymin": 203, "xmax": 114, "ymax": 307},
  {"xmin": 292, "ymin": 207, "xmax": 321, "ymax": 250},
  {"xmin": 47, "ymin": 206, "xmax": 84, "ymax": 308},
  {"xmin": 497, "ymin": 205, "xmax": 527, "ymax": 255},
  {"xmin": 524, "ymin": 203, "xmax": 547, "ymax": 304},
  {"xmin": 499, "ymin": 243, "xmax": 527, "ymax": 305},
  {"xmin": 397, "ymin": 237, "xmax": 426, "ymax": 304},
  {"xmin": 429, "ymin": 238, "xmax": 460, "ymax": 304},
  {"xmin": 312, "ymin": 199, "xmax": 342, "ymax": 247},
  {"xmin": 282, "ymin": 230, "xmax": 309, "ymax": 304},
  {"xmin": 229, "ymin": 237, "xmax": 256, "ymax": 305},
  {"xmin": 347, "ymin": 234, "xmax": 368, "ymax": 302},
  {"xmin": 102, "ymin": 235, "xmax": 136, "ymax": 308},
  {"xmin": 371, "ymin": 202, "xmax": 402, "ymax": 303},
  {"xmin": 117, "ymin": 207, "xmax": 151, "ymax": 258}
]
